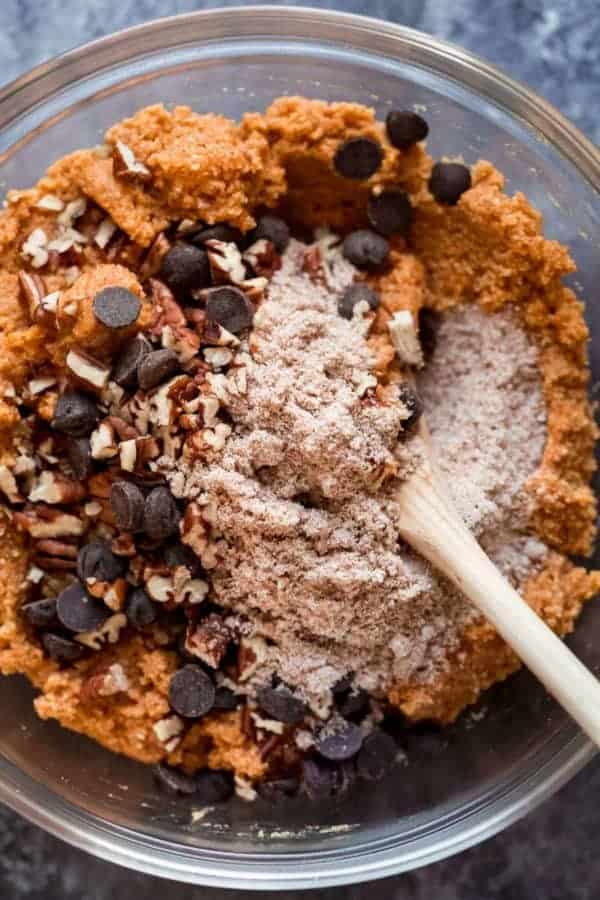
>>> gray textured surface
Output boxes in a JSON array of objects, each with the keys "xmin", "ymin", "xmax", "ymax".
[{"xmin": 1, "ymin": 0, "xmax": 599, "ymax": 897}]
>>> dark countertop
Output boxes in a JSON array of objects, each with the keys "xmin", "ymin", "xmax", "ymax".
[{"xmin": 1, "ymin": 1, "xmax": 598, "ymax": 897}]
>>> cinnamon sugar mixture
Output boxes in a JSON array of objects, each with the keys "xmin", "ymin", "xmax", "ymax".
[{"xmin": 175, "ymin": 245, "xmax": 548, "ymax": 714}]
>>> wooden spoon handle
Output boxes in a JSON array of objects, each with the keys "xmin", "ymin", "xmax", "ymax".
[{"xmin": 397, "ymin": 466, "xmax": 600, "ymax": 745}]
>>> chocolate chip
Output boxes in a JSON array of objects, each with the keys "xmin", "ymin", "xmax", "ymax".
[
  {"xmin": 144, "ymin": 486, "xmax": 180, "ymax": 542},
  {"xmin": 153, "ymin": 763, "xmax": 198, "ymax": 795},
  {"xmin": 56, "ymin": 581, "xmax": 110, "ymax": 633},
  {"xmin": 337, "ymin": 688, "xmax": 370, "ymax": 721},
  {"xmin": 168, "ymin": 664, "xmax": 215, "ymax": 718},
  {"xmin": 342, "ymin": 230, "xmax": 389, "ymax": 269},
  {"xmin": 398, "ymin": 384, "xmax": 422, "ymax": 434},
  {"xmin": 112, "ymin": 334, "xmax": 152, "ymax": 389},
  {"xmin": 316, "ymin": 722, "xmax": 364, "ymax": 761},
  {"xmin": 22, "ymin": 597, "xmax": 58, "ymax": 629},
  {"xmin": 302, "ymin": 758, "xmax": 344, "ymax": 799},
  {"xmin": 385, "ymin": 110, "xmax": 429, "ymax": 150},
  {"xmin": 257, "ymin": 777, "xmax": 300, "ymax": 803},
  {"xmin": 256, "ymin": 684, "xmax": 307, "ymax": 725},
  {"xmin": 124, "ymin": 587, "xmax": 156, "ymax": 629},
  {"xmin": 428, "ymin": 161, "xmax": 471, "ymax": 205},
  {"xmin": 111, "ymin": 480, "xmax": 145, "ymax": 532},
  {"xmin": 52, "ymin": 391, "xmax": 98, "ymax": 437},
  {"xmin": 356, "ymin": 729, "xmax": 398, "ymax": 781},
  {"xmin": 205, "ymin": 287, "xmax": 254, "ymax": 334},
  {"xmin": 194, "ymin": 769, "xmax": 235, "ymax": 804},
  {"xmin": 159, "ymin": 242, "xmax": 211, "ymax": 298},
  {"xmin": 212, "ymin": 686, "xmax": 240, "ymax": 711},
  {"xmin": 93, "ymin": 286, "xmax": 141, "ymax": 329},
  {"xmin": 187, "ymin": 224, "xmax": 243, "ymax": 247},
  {"xmin": 333, "ymin": 137, "xmax": 383, "ymax": 180},
  {"xmin": 338, "ymin": 284, "xmax": 380, "ymax": 320},
  {"xmin": 66, "ymin": 437, "xmax": 93, "ymax": 480},
  {"xmin": 247, "ymin": 215, "xmax": 290, "ymax": 254},
  {"xmin": 77, "ymin": 540, "xmax": 127, "ymax": 583},
  {"xmin": 137, "ymin": 348, "xmax": 179, "ymax": 391},
  {"xmin": 41, "ymin": 632, "xmax": 85, "ymax": 663},
  {"xmin": 367, "ymin": 189, "xmax": 413, "ymax": 237}
]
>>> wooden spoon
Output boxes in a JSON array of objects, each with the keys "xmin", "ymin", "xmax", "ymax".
[{"xmin": 395, "ymin": 415, "xmax": 600, "ymax": 745}]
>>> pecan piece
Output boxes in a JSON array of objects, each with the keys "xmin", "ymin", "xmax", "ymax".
[
  {"xmin": 184, "ymin": 613, "xmax": 232, "ymax": 668},
  {"xmin": 28, "ymin": 471, "xmax": 86, "ymax": 505},
  {"xmin": 112, "ymin": 141, "xmax": 152, "ymax": 183},
  {"xmin": 243, "ymin": 239, "xmax": 281, "ymax": 278},
  {"xmin": 81, "ymin": 662, "xmax": 130, "ymax": 700},
  {"xmin": 34, "ymin": 538, "xmax": 78, "ymax": 571},
  {"xmin": 139, "ymin": 234, "xmax": 171, "ymax": 281},
  {"xmin": 205, "ymin": 239, "xmax": 246, "ymax": 285},
  {"xmin": 14, "ymin": 505, "xmax": 85, "ymax": 538}
]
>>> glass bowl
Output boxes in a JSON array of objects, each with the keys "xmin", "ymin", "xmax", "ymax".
[{"xmin": 1, "ymin": 6, "xmax": 599, "ymax": 890}]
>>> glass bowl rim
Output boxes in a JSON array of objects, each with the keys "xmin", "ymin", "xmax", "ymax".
[{"xmin": 0, "ymin": 5, "xmax": 598, "ymax": 888}]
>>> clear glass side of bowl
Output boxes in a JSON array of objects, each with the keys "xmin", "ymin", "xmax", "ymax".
[{"xmin": 0, "ymin": 10, "xmax": 599, "ymax": 888}]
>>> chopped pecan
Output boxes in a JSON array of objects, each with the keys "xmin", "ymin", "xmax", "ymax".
[
  {"xmin": 90, "ymin": 422, "xmax": 118, "ymax": 460},
  {"xmin": 28, "ymin": 471, "xmax": 86, "ymax": 505},
  {"xmin": 161, "ymin": 323, "xmax": 201, "ymax": 364},
  {"xmin": 18, "ymin": 272, "xmax": 47, "ymax": 322},
  {"xmin": 185, "ymin": 613, "xmax": 232, "ymax": 668},
  {"xmin": 112, "ymin": 140, "xmax": 152, "ymax": 183},
  {"xmin": 205, "ymin": 239, "xmax": 246, "ymax": 285},
  {"xmin": 105, "ymin": 416, "xmax": 138, "ymax": 441},
  {"xmin": 27, "ymin": 375, "xmax": 57, "ymax": 397},
  {"xmin": 243, "ymin": 239, "xmax": 281, "ymax": 278},
  {"xmin": 0, "ymin": 464, "xmax": 22, "ymax": 503},
  {"xmin": 153, "ymin": 714, "xmax": 184, "ymax": 752},
  {"xmin": 87, "ymin": 470, "xmax": 117, "ymax": 498},
  {"xmin": 148, "ymin": 278, "xmax": 187, "ymax": 334},
  {"xmin": 237, "ymin": 635, "xmax": 268, "ymax": 682},
  {"xmin": 76, "ymin": 612, "xmax": 127, "ymax": 650},
  {"xmin": 185, "ymin": 308, "xmax": 206, "ymax": 335},
  {"xmin": 302, "ymin": 245, "xmax": 325, "ymax": 283},
  {"xmin": 34, "ymin": 538, "xmax": 78, "ymax": 571},
  {"xmin": 139, "ymin": 234, "xmax": 171, "ymax": 281},
  {"xmin": 66, "ymin": 348, "xmax": 111, "ymax": 391},
  {"xmin": 14, "ymin": 505, "xmax": 85, "ymax": 538},
  {"xmin": 203, "ymin": 347, "xmax": 233, "ymax": 369},
  {"xmin": 94, "ymin": 217, "xmax": 118, "ymax": 250},
  {"xmin": 21, "ymin": 228, "xmax": 49, "ymax": 269},
  {"xmin": 86, "ymin": 577, "xmax": 127, "ymax": 612},
  {"xmin": 111, "ymin": 533, "xmax": 136, "ymax": 557},
  {"xmin": 240, "ymin": 277, "xmax": 268, "ymax": 304},
  {"xmin": 82, "ymin": 662, "xmax": 130, "ymax": 700},
  {"xmin": 105, "ymin": 233, "xmax": 145, "ymax": 269}
]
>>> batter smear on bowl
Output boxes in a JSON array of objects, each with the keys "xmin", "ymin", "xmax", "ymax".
[{"xmin": 0, "ymin": 98, "xmax": 598, "ymax": 803}]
